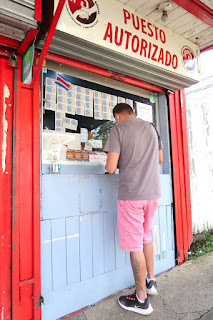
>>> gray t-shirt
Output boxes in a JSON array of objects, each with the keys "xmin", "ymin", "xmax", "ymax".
[{"xmin": 104, "ymin": 118, "xmax": 162, "ymax": 200}]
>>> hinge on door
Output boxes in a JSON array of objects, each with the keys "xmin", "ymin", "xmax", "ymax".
[
  {"xmin": 35, "ymin": 295, "xmax": 44, "ymax": 310},
  {"xmin": 171, "ymin": 203, "xmax": 174, "ymax": 209}
]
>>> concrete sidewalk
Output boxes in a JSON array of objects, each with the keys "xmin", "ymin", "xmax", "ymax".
[{"xmin": 67, "ymin": 252, "xmax": 213, "ymax": 320}]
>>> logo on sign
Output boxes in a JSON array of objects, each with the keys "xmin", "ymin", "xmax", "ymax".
[
  {"xmin": 181, "ymin": 47, "xmax": 196, "ymax": 72},
  {"xmin": 66, "ymin": 0, "xmax": 99, "ymax": 28}
]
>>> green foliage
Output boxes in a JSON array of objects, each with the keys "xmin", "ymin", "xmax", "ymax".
[{"xmin": 188, "ymin": 233, "xmax": 213, "ymax": 260}]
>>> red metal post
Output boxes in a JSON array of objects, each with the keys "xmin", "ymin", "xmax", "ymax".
[
  {"xmin": 169, "ymin": 93, "xmax": 184, "ymax": 264},
  {"xmin": 31, "ymin": 0, "xmax": 66, "ymax": 88},
  {"xmin": 169, "ymin": 91, "xmax": 192, "ymax": 264},
  {"xmin": 180, "ymin": 89, "xmax": 193, "ymax": 246},
  {"xmin": 17, "ymin": 29, "xmax": 39, "ymax": 55},
  {"xmin": 45, "ymin": 52, "xmax": 166, "ymax": 93},
  {"xmin": 35, "ymin": 0, "xmax": 42, "ymax": 22},
  {"xmin": 0, "ymin": 54, "xmax": 14, "ymax": 320}
]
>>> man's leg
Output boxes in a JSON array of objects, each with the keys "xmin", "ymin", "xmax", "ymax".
[
  {"xmin": 143, "ymin": 242, "xmax": 154, "ymax": 279},
  {"xmin": 130, "ymin": 250, "xmax": 147, "ymax": 301}
]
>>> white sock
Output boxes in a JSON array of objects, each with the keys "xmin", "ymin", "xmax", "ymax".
[
  {"xmin": 147, "ymin": 276, "xmax": 156, "ymax": 283},
  {"xmin": 136, "ymin": 294, "xmax": 145, "ymax": 303}
]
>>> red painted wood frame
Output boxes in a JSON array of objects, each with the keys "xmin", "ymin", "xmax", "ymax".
[
  {"xmin": 12, "ymin": 55, "xmax": 41, "ymax": 320},
  {"xmin": 169, "ymin": 91, "xmax": 192, "ymax": 264},
  {"xmin": 0, "ymin": 53, "xmax": 14, "ymax": 320},
  {"xmin": 35, "ymin": 0, "xmax": 42, "ymax": 22},
  {"xmin": 172, "ymin": 0, "xmax": 213, "ymax": 27}
]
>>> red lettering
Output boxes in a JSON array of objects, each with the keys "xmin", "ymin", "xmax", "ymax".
[
  {"xmin": 151, "ymin": 44, "xmax": 158, "ymax": 61},
  {"xmin": 172, "ymin": 55, "xmax": 178, "ymax": 69},
  {"xmin": 158, "ymin": 48, "xmax": 164, "ymax": 64},
  {"xmin": 154, "ymin": 26, "xmax": 159, "ymax": 40},
  {"xmin": 124, "ymin": 30, "xmax": 132, "ymax": 49},
  {"xmin": 141, "ymin": 19, "xmax": 147, "ymax": 34},
  {"xmin": 103, "ymin": 23, "xmax": 113, "ymax": 43},
  {"xmin": 123, "ymin": 9, "xmax": 131, "ymax": 25},
  {"xmin": 148, "ymin": 42, "xmax": 152, "ymax": 59},
  {"xmin": 147, "ymin": 23, "xmax": 153, "ymax": 37},
  {"xmin": 160, "ymin": 30, "xmax": 166, "ymax": 44},
  {"xmin": 165, "ymin": 51, "xmax": 171, "ymax": 66},
  {"xmin": 140, "ymin": 39, "xmax": 147, "ymax": 57},
  {"xmin": 115, "ymin": 26, "xmax": 124, "ymax": 46},
  {"xmin": 132, "ymin": 13, "xmax": 140, "ymax": 30},
  {"xmin": 132, "ymin": 35, "xmax": 140, "ymax": 53}
]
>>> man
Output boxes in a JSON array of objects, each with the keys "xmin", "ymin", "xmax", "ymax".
[{"xmin": 104, "ymin": 103, "xmax": 163, "ymax": 315}]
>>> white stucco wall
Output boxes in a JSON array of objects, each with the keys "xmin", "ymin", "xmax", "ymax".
[{"xmin": 185, "ymin": 80, "xmax": 213, "ymax": 234}]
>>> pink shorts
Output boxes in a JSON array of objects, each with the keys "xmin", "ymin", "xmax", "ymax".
[{"xmin": 117, "ymin": 199, "xmax": 159, "ymax": 252}]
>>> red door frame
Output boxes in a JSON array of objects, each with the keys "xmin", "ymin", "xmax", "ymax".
[
  {"xmin": 0, "ymin": 52, "xmax": 14, "ymax": 320},
  {"xmin": 169, "ymin": 91, "xmax": 192, "ymax": 264},
  {"xmin": 12, "ymin": 55, "xmax": 41, "ymax": 320}
]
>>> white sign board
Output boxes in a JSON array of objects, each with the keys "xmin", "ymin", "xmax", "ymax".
[
  {"xmin": 55, "ymin": 0, "xmax": 200, "ymax": 81},
  {"xmin": 136, "ymin": 102, "xmax": 153, "ymax": 123}
]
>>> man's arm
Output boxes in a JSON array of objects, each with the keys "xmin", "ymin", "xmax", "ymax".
[
  {"xmin": 105, "ymin": 152, "xmax": 120, "ymax": 174},
  {"xmin": 159, "ymin": 149, "xmax": 163, "ymax": 164}
]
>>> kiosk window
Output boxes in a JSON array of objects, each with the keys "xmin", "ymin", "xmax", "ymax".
[{"xmin": 42, "ymin": 69, "xmax": 155, "ymax": 164}]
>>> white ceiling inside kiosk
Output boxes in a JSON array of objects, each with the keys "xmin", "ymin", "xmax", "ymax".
[{"xmin": 116, "ymin": 0, "xmax": 213, "ymax": 50}]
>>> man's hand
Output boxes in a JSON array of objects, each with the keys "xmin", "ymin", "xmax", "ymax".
[
  {"xmin": 105, "ymin": 152, "xmax": 120, "ymax": 174},
  {"xmin": 159, "ymin": 150, "xmax": 163, "ymax": 164}
]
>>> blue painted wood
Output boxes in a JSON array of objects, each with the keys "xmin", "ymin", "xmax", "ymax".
[
  {"xmin": 41, "ymin": 266, "xmax": 134, "ymax": 320},
  {"xmin": 159, "ymin": 206, "xmax": 168, "ymax": 258},
  {"xmin": 66, "ymin": 216, "xmax": 80, "ymax": 285},
  {"xmin": 92, "ymin": 213, "xmax": 105, "ymax": 276},
  {"xmin": 51, "ymin": 218, "xmax": 67, "ymax": 291},
  {"xmin": 167, "ymin": 205, "xmax": 175, "ymax": 250},
  {"xmin": 79, "ymin": 176, "xmax": 101, "ymax": 213},
  {"xmin": 42, "ymin": 175, "xmax": 81, "ymax": 219},
  {"xmin": 41, "ymin": 220, "xmax": 52, "ymax": 293},
  {"xmin": 80, "ymin": 214, "xmax": 93, "ymax": 281},
  {"xmin": 104, "ymin": 212, "xmax": 116, "ymax": 272},
  {"xmin": 41, "ymin": 173, "xmax": 175, "ymax": 320},
  {"xmin": 159, "ymin": 174, "xmax": 173, "ymax": 206},
  {"xmin": 99, "ymin": 175, "xmax": 118, "ymax": 213}
]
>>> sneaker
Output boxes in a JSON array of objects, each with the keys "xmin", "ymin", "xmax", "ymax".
[
  {"xmin": 118, "ymin": 291, "xmax": 153, "ymax": 315},
  {"xmin": 146, "ymin": 279, "xmax": 158, "ymax": 295}
]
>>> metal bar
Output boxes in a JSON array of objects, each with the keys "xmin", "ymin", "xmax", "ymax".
[
  {"xmin": 35, "ymin": 0, "xmax": 42, "ymax": 22},
  {"xmin": 17, "ymin": 29, "xmax": 39, "ymax": 55},
  {"xmin": 32, "ymin": 75, "xmax": 41, "ymax": 320},
  {"xmin": 180, "ymin": 89, "xmax": 193, "ymax": 247},
  {"xmin": 31, "ymin": 0, "xmax": 66, "ymax": 88},
  {"xmin": 174, "ymin": 91, "xmax": 188, "ymax": 260},
  {"xmin": 0, "ymin": 54, "xmax": 14, "ymax": 320},
  {"xmin": 172, "ymin": 0, "xmax": 213, "ymax": 27},
  {"xmin": 12, "ymin": 56, "xmax": 21, "ymax": 320},
  {"xmin": 45, "ymin": 52, "xmax": 166, "ymax": 93},
  {"xmin": 169, "ymin": 93, "xmax": 184, "ymax": 265}
]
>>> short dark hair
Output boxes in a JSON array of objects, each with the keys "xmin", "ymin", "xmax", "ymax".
[{"xmin": 113, "ymin": 103, "xmax": 134, "ymax": 116}]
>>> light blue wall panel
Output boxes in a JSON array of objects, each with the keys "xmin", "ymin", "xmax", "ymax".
[
  {"xmin": 99, "ymin": 175, "xmax": 118, "ymax": 212},
  {"xmin": 51, "ymin": 218, "xmax": 66, "ymax": 291},
  {"xmin": 167, "ymin": 205, "xmax": 175, "ymax": 250},
  {"xmin": 92, "ymin": 213, "xmax": 105, "ymax": 276},
  {"xmin": 159, "ymin": 206, "xmax": 168, "ymax": 257},
  {"xmin": 159, "ymin": 174, "xmax": 173, "ymax": 206},
  {"xmin": 41, "ymin": 220, "xmax": 52, "ymax": 294},
  {"xmin": 80, "ymin": 214, "xmax": 93, "ymax": 281},
  {"xmin": 104, "ymin": 212, "xmax": 116, "ymax": 272},
  {"xmin": 79, "ymin": 176, "xmax": 101, "ymax": 213},
  {"xmin": 66, "ymin": 216, "xmax": 80, "ymax": 285},
  {"xmin": 42, "ymin": 175, "xmax": 81, "ymax": 219}
]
